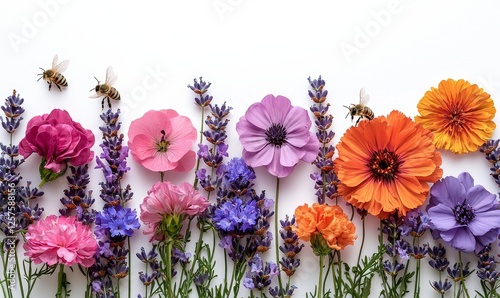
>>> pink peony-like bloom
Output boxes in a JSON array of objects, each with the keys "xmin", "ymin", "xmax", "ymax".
[
  {"xmin": 23, "ymin": 215, "xmax": 97, "ymax": 267},
  {"xmin": 128, "ymin": 110, "xmax": 197, "ymax": 172},
  {"xmin": 236, "ymin": 94, "xmax": 319, "ymax": 178},
  {"xmin": 140, "ymin": 181, "xmax": 209, "ymax": 241},
  {"xmin": 19, "ymin": 109, "xmax": 95, "ymax": 174}
]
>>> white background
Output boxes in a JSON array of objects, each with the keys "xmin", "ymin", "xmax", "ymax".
[{"xmin": 2, "ymin": 1, "xmax": 500, "ymax": 297}]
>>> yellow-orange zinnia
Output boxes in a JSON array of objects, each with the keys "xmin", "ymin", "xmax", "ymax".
[
  {"xmin": 415, "ymin": 78, "xmax": 496, "ymax": 154},
  {"xmin": 334, "ymin": 110, "xmax": 443, "ymax": 218},
  {"xmin": 292, "ymin": 203, "xmax": 356, "ymax": 251}
]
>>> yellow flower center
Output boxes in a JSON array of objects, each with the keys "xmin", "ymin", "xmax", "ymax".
[
  {"xmin": 445, "ymin": 105, "xmax": 465, "ymax": 134},
  {"xmin": 157, "ymin": 130, "xmax": 169, "ymax": 152}
]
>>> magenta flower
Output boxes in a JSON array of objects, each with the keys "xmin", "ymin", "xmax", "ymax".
[
  {"xmin": 236, "ymin": 94, "xmax": 318, "ymax": 178},
  {"xmin": 427, "ymin": 172, "xmax": 500, "ymax": 253},
  {"xmin": 19, "ymin": 109, "xmax": 95, "ymax": 185},
  {"xmin": 128, "ymin": 109, "xmax": 197, "ymax": 172},
  {"xmin": 23, "ymin": 215, "xmax": 97, "ymax": 267},
  {"xmin": 140, "ymin": 181, "xmax": 209, "ymax": 241}
]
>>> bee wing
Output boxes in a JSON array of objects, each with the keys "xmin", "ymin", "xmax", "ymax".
[
  {"xmin": 105, "ymin": 66, "xmax": 118, "ymax": 86},
  {"xmin": 53, "ymin": 58, "xmax": 70, "ymax": 73},
  {"xmin": 359, "ymin": 88, "xmax": 370, "ymax": 105}
]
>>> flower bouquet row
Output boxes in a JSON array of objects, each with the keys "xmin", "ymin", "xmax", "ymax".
[{"xmin": 1, "ymin": 75, "xmax": 500, "ymax": 298}]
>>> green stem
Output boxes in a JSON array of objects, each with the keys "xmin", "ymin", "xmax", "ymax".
[
  {"xmin": 14, "ymin": 250, "xmax": 25, "ymax": 298},
  {"xmin": 166, "ymin": 240, "xmax": 174, "ymax": 298},
  {"xmin": 193, "ymin": 104, "xmax": 206, "ymax": 189},
  {"xmin": 337, "ymin": 251, "xmax": 343, "ymax": 297},
  {"xmin": 458, "ymin": 251, "xmax": 470, "ymax": 298},
  {"xmin": 273, "ymin": 177, "xmax": 284, "ymax": 297},
  {"xmin": 127, "ymin": 237, "xmax": 132, "ymax": 298},
  {"xmin": 318, "ymin": 254, "xmax": 324, "ymax": 298},
  {"xmin": 56, "ymin": 264, "xmax": 65, "ymax": 298}
]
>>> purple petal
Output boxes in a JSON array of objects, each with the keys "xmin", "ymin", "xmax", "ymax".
[
  {"xmin": 245, "ymin": 102, "xmax": 273, "ymax": 130},
  {"xmin": 448, "ymin": 228, "xmax": 476, "ymax": 252},
  {"xmin": 262, "ymin": 95, "xmax": 291, "ymax": 124},
  {"xmin": 236, "ymin": 118, "xmax": 268, "ymax": 152},
  {"xmin": 283, "ymin": 107, "xmax": 310, "ymax": 148},
  {"xmin": 429, "ymin": 176, "xmax": 465, "ymax": 207},
  {"xmin": 468, "ymin": 209, "xmax": 500, "ymax": 236},
  {"xmin": 466, "ymin": 185, "xmax": 498, "ymax": 213},
  {"xmin": 242, "ymin": 147, "xmax": 273, "ymax": 168},
  {"xmin": 457, "ymin": 172, "xmax": 474, "ymax": 191},
  {"xmin": 279, "ymin": 144, "xmax": 303, "ymax": 167},
  {"xmin": 300, "ymin": 132, "xmax": 320, "ymax": 163},
  {"xmin": 427, "ymin": 204, "xmax": 459, "ymax": 231},
  {"xmin": 266, "ymin": 148, "xmax": 294, "ymax": 178}
]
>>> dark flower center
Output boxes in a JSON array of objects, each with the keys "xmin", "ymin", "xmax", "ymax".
[
  {"xmin": 265, "ymin": 123, "xmax": 287, "ymax": 147},
  {"xmin": 368, "ymin": 149, "xmax": 401, "ymax": 182},
  {"xmin": 452, "ymin": 201, "xmax": 475, "ymax": 225},
  {"xmin": 157, "ymin": 130, "xmax": 169, "ymax": 152},
  {"xmin": 446, "ymin": 105, "xmax": 466, "ymax": 133}
]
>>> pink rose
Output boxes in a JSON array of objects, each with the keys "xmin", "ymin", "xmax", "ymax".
[{"xmin": 19, "ymin": 109, "xmax": 95, "ymax": 185}]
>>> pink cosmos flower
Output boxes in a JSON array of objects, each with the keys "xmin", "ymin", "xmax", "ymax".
[
  {"xmin": 23, "ymin": 215, "xmax": 97, "ymax": 267},
  {"xmin": 128, "ymin": 110, "xmax": 197, "ymax": 172},
  {"xmin": 19, "ymin": 109, "xmax": 95, "ymax": 174},
  {"xmin": 236, "ymin": 94, "xmax": 319, "ymax": 178},
  {"xmin": 140, "ymin": 181, "xmax": 209, "ymax": 241}
]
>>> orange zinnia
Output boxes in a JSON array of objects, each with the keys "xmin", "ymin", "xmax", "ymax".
[
  {"xmin": 415, "ymin": 78, "xmax": 496, "ymax": 154},
  {"xmin": 292, "ymin": 203, "xmax": 356, "ymax": 253},
  {"xmin": 334, "ymin": 110, "xmax": 443, "ymax": 218}
]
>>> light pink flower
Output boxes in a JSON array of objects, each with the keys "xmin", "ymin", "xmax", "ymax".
[
  {"xmin": 19, "ymin": 109, "xmax": 95, "ymax": 173},
  {"xmin": 23, "ymin": 215, "xmax": 97, "ymax": 267},
  {"xmin": 128, "ymin": 110, "xmax": 197, "ymax": 172},
  {"xmin": 140, "ymin": 181, "xmax": 209, "ymax": 241}
]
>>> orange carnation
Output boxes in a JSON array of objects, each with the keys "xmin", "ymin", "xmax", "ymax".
[
  {"xmin": 334, "ymin": 110, "xmax": 443, "ymax": 218},
  {"xmin": 292, "ymin": 203, "xmax": 356, "ymax": 253},
  {"xmin": 415, "ymin": 79, "xmax": 496, "ymax": 154}
]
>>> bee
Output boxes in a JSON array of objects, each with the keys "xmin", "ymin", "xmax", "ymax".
[
  {"xmin": 37, "ymin": 55, "xmax": 69, "ymax": 91},
  {"xmin": 343, "ymin": 88, "xmax": 374, "ymax": 126},
  {"xmin": 90, "ymin": 66, "xmax": 121, "ymax": 109}
]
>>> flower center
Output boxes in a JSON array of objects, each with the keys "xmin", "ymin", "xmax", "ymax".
[
  {"xmin": 157, "ymin": 130, "xmax": 169, "ymax": 152},
  {"xmin": 368, "ymin": 149, "xmax": 401, "ymax": 182},
  {"xmin": 265, "ymin": 123, "xmax": 287, "ymax": 147},
  {"xmin": 452, "ymin": 201, "xmax": 475, "ymax": 225},
  {"xmin": 446, "ymin": 105, "xmax": 465, "ymax": 133}
]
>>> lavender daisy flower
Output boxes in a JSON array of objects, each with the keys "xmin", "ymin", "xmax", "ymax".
[
  {"xmin": 236, "ymin": 94, "xmax": 318, "ymax": 178},
  {"xmin": 427, "ymin": 172, "xmax": 500, "ymax": 253}
]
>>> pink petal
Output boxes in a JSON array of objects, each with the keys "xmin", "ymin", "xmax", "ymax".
[{"xmin": 172, "ymin": 151, "xmax": 196, "ymax": 172}]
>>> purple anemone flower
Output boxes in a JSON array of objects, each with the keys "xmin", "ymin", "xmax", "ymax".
[
  {"xmin": 236, "ymin": 94, "xmax": 318, "ymax": 178},
  {"xmin": 427, "ymin": 172, "xmax": 500, "ymax": 253}
]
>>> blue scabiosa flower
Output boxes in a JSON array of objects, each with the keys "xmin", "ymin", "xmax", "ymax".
[
  {"xmin": 95, "ymin": 205, "xmax": 140, "ymax": 239},
  {"xmin": 427, "ymin": 172, "xmax": 500, "ymax": 253},
  {"xmin": 223, "ymin": 157, "xmax": 256, "ymax": 195},
  {"xmin": 212, "ymin": 198, "xmax": 259, "ymax": 234}
]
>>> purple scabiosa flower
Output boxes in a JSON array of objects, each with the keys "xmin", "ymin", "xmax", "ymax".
[
  {"xmin": 427, "ymin": 172, "xmax": 500, "ymax": 253},
  {"xmin": 212, "ymin": 198, "xmax": 259, "ymax": 235},
  {"xmin": 243, "ymin": 254, "xmax": 279, "ymax": 291},
  {"xmin": 236, "ymin": 94, "xmax": 319, "ymax": 178},
  {"xmin": 95, "ymin": 205, "xmax": 140, "ymax": 239},
  {"xmin": 308, "ymin": 76, "xmax": 339, "ymax": 204},
  {"xmin": 223, "ymin": 157, "xmax": 256, "ymax": 196}
]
